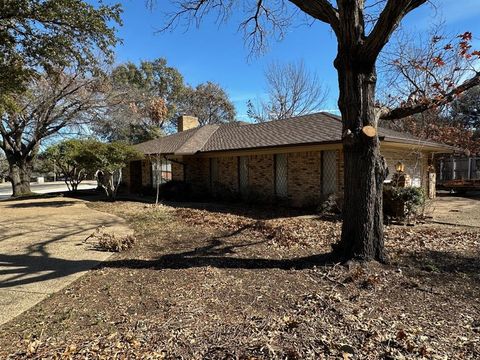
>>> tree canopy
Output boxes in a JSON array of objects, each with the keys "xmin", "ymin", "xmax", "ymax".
[
  {"xmin": 179, "ymin": 82, "xmax": 236, "ymax": 126},
  {"xmin": 43, "ymin": 139, "xmax": 89, "ymax": 191},
  {"xmin": 0, "ymin": 0, "xmax": 121, "ymax": 196},
  {"xmin": 94, "ymin": 60, "xmax": 238, "ymax": 141},
  {"xmin": 0, "ymin": 0, "xmax": 121, "ymax": 98},
  {"xmin": 74, "ymin": 140, "xmax": 142, "ymax": 200},
  {"xmin": 93, "ymin": 58, "xmax": 183, "ymax": 143},
  {"xmin": 1, "ymin": 69, "xmax": 109, "ymax": 196},
  {"xmin": 451, "ymin": 86, "xmax": 480, "ymax": 131}
]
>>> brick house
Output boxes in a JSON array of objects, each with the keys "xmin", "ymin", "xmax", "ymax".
[{"xmin": 123, "ymin": 112, "xmax": 454, "ymax": 207}]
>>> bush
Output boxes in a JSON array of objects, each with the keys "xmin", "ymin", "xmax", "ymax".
[
  {"xmin": 318, "ymin": 192, "xmax": 344, "ymax": 214},
  {"xmin": 384, "ymin": 186, "xmax": 426, "ymax": 220},
  {"xmin": 158, "ymin": 180, "xmax": 192, "ymax": 201},
  {"xmin": 209, "ymin": 181, "xmax": 242, "ymax": 202},
  {"xmin": 242, "ymin": 186, "xmax": 279, "ymax": 207}
]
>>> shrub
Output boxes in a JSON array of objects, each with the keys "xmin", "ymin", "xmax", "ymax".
[
  {"xmin": 211, "ymin": 181, "xmax": 241, "ymax": 202},
  {"xmin": 318, "ymin": 192, "xmax": 344, "ymax": 214},
  {"xmin": 95, "ymin": 233, "xmax": 136, "ymax": 252},
  {"xmin": 242, "ymin": 186, "xmax": 278, "ymax": 207},
  {"xmin": 384, "ymin": 186, "xmax": 426, "ymax": 220},
  {"xmin": 158, "ymin": 180, "xmax": 192, "ymax": 201}
]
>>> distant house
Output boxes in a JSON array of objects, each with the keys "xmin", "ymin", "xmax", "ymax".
[{"xmin": 124, "ymin": 113, "xmax": 454, "ymax": 207}]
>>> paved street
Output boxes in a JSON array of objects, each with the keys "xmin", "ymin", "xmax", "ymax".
[{"xmin": 0, "ymin": 180, "xmax": 97, "ymax": 200}]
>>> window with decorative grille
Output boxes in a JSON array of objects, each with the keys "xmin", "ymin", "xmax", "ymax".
[
  {"xmin": 239, "ymin": 156, "xmax": 248, "ymax": 195},
  {"xmin": 275, "ymin": 154, "xmax": 288, "ymax": 198},
  {"xmin": 322, "ymin": 151, "xmax": 337, "ymax": 195}
]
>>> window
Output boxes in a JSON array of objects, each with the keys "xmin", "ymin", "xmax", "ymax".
[
  {"xmin": 210, "ymin": 158, "xmax": 219, "ymax": 189},
  {"xmin": 275, "ymin": 154, "xmax": 288, "ymax": 198},
  {"xmin": 239, "ymin": 156, "xmax": 249, "ymax": 195},
  {"xmin": 152, "ymin": 158, "xmax": 172, "ymax": 188},
  {"xmin": 321, "ymin": 151, "xmax": 337, "ymax": 195}
]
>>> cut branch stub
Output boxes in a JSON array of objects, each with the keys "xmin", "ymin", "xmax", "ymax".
[{"xmin": 361, "ymin": 125, "xmax": 377, "ymax": 138}]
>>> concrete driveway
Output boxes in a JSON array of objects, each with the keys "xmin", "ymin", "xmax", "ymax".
[
  {"xmin": 429, "ymin": 194, "xmax": 480, "ymax": 228},
  {"xmin": 0, "ymin": 197, "xmax": 132, "ymax": 325}
]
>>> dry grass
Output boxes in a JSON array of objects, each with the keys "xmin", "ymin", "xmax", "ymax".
[
  {"xmin": 0, "ymin": 200, "xmax": 479, "ymax": 359},
  {"xmin": 92, "ymin": 231, "xmax": 137, "ymax": 252}
]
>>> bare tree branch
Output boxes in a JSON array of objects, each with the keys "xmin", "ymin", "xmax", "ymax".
[
  {"xmin": 380, "ymin": 72, "xmax": 480, "ymax": 120},
  {"xmin": 288, "ymin": 0, "xmax": 339, "ymax": 32},
  {"xmin": 362, "ymin": 0, "xmax": 428, "ymax": 61}
]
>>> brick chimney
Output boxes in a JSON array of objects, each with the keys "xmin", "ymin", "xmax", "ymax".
[{"xmin": 177, "ymin": 115, "xmax": 199, "ymax": 132}]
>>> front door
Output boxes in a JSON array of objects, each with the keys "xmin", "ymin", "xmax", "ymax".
[{"xmin": 130, "ymin": 160, "xmax": 143, "ymax": 193}]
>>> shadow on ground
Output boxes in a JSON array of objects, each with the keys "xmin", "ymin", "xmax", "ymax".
[
  {"xmin": 2, "ymin": 227, "xmax": 478, "ymax": 290},
  {"xmin": 0, "ymin": 230, "xmax": 336, "ymax": 289},
  {"xmin": 5, "ymin": 200, "xmax": 78, "ymax": 208},
  {"xmin": 401, "ymin": 249, "xmax": 480, "ymax": 275}
]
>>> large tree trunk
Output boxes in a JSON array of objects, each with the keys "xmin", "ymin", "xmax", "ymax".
[
  {"xmin": 8, "ymin": 156, "xmax": 33, "ymax": 197},
  {"xmin": 333, "ymin": 53, "xmax": 388, "ymax": 262}
]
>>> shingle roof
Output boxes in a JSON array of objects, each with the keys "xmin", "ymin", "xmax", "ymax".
[
  {"xmin": 135, "ymin": 112, "xmax": 454, "ymax": 155},
  {"xmin": 175, "ymin": 125, "xmax": 220, "ymax": 155},
  {"xmin": 134, "ymin": 126, "xmax": 198, "ymax": 155},
  {"xmin": 202, "ymin": 113, "xmax": 343, "ymax": 151}
]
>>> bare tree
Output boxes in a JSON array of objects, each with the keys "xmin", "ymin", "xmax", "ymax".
[
  {"xmin": 0, "ymin": 70, "xmax": 107, "ymax": 196},
  {"xmin": 155, "ymin": 0, "xmax": 480, "ymax": 261},
  {"xmin": 247, "ymin": 60, "xmax": 328, "ymax": 122}
]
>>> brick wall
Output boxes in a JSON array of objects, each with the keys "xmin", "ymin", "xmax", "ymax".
[
  {"xmin": 122, "ymin": 159, "xmax": 152, "ymax": 192},
  {"xmin": 216, "ymin": 156, "xmax": 239, "ymax": 194},
  {"xmin": 141, "ymin": 159, "xmax": 152, "ymax": 187},
  {"xmin": 287, "ymin": 151, "xmax": 321, "ymax": 207},
  {"xmin": 247, "ymin": 154, "xmax": 274, "ymax": 196},
  {"xmin": 171, "ymin": 160, "xmax": 184, "ymax": 181},
  {"xmin": 127, "ymin": 146, "xmax": 430, "ymax": 206},
  {"xmin": 184, "ymin": 156, "xmax": 210, "ymax": 192}
]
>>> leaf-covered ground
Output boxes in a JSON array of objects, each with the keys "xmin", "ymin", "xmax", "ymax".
[{"xmin": 0, "ymin": 200, "xmax": 479, "ymax": 359}]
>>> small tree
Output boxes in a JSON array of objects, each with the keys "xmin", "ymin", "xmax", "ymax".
[
  {"xmin": 0, "ymin": 151, "xmax": 8, "ymax": 182},
  {"xmin": 75, "ymin": 140, "xmax": 142, "ymax": 201},
  {"xmin": 150, "ymin": 154, "xmax": 163, "ymax": 205},
  {"xmin": 43, "ymin": 139, "xmax": 88, "ymax": 192},
  {"xmin": 247, "ymin": 60, "xmax": 328, "ymax": 122}
]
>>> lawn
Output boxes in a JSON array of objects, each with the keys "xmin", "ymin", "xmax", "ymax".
[{"xmin": 0, "ymin": 200, "xmax": 479, "ymax": 359}]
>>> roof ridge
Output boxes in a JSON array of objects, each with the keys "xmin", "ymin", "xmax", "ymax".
[
  {"xmin": 175, "ymin": 124, "xmax": 220, "ymax": 155},
  {"xmin": 214, "ymin": 111, "xmax": 333, "ymax": 130}
]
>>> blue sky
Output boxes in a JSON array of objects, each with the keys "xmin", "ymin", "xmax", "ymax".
[{"xmin": 104, "ymin": 0, "xmax": 480, "ymax": 121}]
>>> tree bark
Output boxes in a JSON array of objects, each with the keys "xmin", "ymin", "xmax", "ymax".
[
  {"xmin": 333, "ymin": 52, "xmax": 388, "ymax": 262},
  {"xmin": 7, "ymin": 156, "xmax": 32, "ymax": 197}
]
